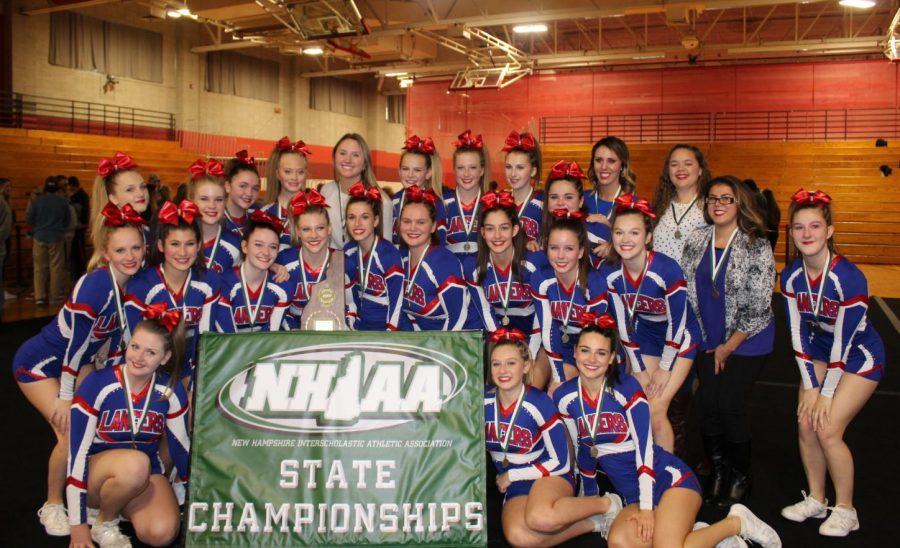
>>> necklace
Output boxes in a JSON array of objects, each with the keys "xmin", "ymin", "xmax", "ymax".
[
  {"xmin": 621, "ymin": 252, "xmax": 650, "ymax": 334},
  {"xmin": 670, "ymin": 197, "xmax": 699, "ymax": 239},
  {"xmin": 121, "ymin": 365, "xmax": 155, "ymax": 450},
  {"xmin": 709, "ymin": 227, "xmax": 739, "ymax": 299},
  {"xmin": 578, "ymin": 377, "xmax": 607, "ymax": 458},
  {"xmin": 494, "ymin": 385, "xmax": 526, "ymax": 468},
  {"xmin": 455, "ymin": 188, "xmax": 481, "ymax": 252}
]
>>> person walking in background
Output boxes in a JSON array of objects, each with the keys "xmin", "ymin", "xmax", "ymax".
[
  {"xmin": 68, "ymin": 176, "xmax": 90, "ymax": 280},
  {"xmin": 27, "ymin": 177, "xmax": 71, "ymax": 306},
  {"xmin": 0, "ymin": 177, "xmax": 12, "ymax": 316}
]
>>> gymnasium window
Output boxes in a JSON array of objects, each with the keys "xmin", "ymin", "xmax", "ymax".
[
  {"xmin": 386, "ymin": 95, "xmax": 406, "ymax": 125},
  {"xmin": 206, "ymin": 52, "xmax": 279, "ymax": 103},
  {"xmin": 309, "ymin": 77, "xmax": 363, "ymax": 117},
  {"xmin": 49, "ymin": 13, "xmax": 163, "ymax": 83}
]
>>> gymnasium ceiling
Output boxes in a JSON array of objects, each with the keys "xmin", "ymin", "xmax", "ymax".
[{"xmin": 23, "ymin": 1, "xmax": 900, "ymax": 85}]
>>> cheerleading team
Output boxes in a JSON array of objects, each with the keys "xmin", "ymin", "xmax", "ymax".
[
  {"xmin": 484, "ymin": 328, "xmax": 622, "ymax": 547},
  {"xmin": 14, "ymin": 197, "xmax": 146, "ymax": 536},
  {"xmin": 67, "ymin": 309, "xmax": 190, "ymax": 548},
  {"xmin": 780, "ymin": 189, "xmax": 885, "ymax": 537},
  {"xmin": 554, "ymin": 314, "xmax": 781, "ymax": 547}
]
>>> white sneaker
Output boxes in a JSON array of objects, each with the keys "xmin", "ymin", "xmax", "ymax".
[
  {"xmin": 729, "ymin": 503, "xmax": 782, "ymax": 548},
  {"xmin": 693, "ymin": 521, "xmax": 748, "ymax": 548},
  {"xmin": 87, "ymin": 507, "xmax": 100, "ymax": 525},
  {"xmin": 91, "ymin": 518, "xmax": 132, "ymax": 548},
  {"xmin": 781, "ymin": 490, "xmax": 827, "ymax": 522},
  {"xmin": 36, "ymin": 502, "xmax": 70, "ymax": 536},
  {"xmin": 819, "ymin": 505, "xmax": 859, "ymax": 537},
  {"xmin": 589, "ymin": 492, "xmax": 623, "ymax": 539}
]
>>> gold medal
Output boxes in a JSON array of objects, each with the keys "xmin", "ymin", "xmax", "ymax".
[
  {"xmin": 591, "ymin": 446, "xmax": 600, "ymax": 458},
  {"xmin": 561, "ymin": 333, "xmax": 570, "ymax": 344},
  {"xmin": 501, "ymin": 316, "xmax": 510, "ymax": 326},
  {"xmin": 712, "ymin": 287, "xmax": 720, "ymax": 299},
  {"xmin": 502, "ymin": 456, "xmax": 509, "ymax": 467},
  {"xmin": 674, "ymin": 229, "xmax": 682, "ymax": 239},
  {"xmin": 464, "ymin": 242, "xmax": 471, "ymax": 252}
]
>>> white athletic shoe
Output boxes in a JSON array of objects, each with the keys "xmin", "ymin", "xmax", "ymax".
[
  {"xmin": 91, "ymin": 518, "xmax": 132, "ymax": 548},
  {"xmin": 692, "ymin": 521, "xmax": 748, "ymax": 548},
  {"xmin": 590, "ymin": 492, "xmax": 623, "ymax": 539},
  {"xmin": 729, "ymin": 503, "xmax": 782, "ymax": 548},
  {"xmin": 36, "ymin": 502, "xmax": 70, "ymax": 536},
  {"xmin": 781, "ymin": 491, "xmax": 828, "ymax": 522},
  {"xmin": 819, "ymin": 505, "xmax": 859, "ymax": 537},
  {"xmin": 87, "ymin": 507, "xmax": 100, "ymax": 525}
]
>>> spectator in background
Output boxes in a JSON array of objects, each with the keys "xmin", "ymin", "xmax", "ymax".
[
  {"xmin": 761, "ymin": 189, "xmax": 781, "ymax": 251},
  {"xmin": 26, "ymin": 177, "xmax": 71, "ymax": 305},
  {"xmin": 0, "ymin": 177, "xmax": 12, "ymax": 314},
  {"xmin": 147, "ymin": 173, "xmax": 162, "ymax": 212},
  {"xmin": 1, "ymin": 179, "xmax": 15, "ymax": 303},
  {"xmin": 67, "ymin": 176, "xmax": 90, "ymax": 280},
  {"xmin": 173, "ymin": 182, "xmax": 189, "ymax": 204}
]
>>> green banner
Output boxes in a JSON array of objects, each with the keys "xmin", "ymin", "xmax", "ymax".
[{"xmin": 185, "ymin": 331, "xmax": 487, "ymax": 547}]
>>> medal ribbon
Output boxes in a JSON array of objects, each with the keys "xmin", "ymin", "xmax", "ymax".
[
  {"xmin": 620, "ymin": 252, "xmax": 651, "ymax": 331},
  {"xmin": 516, "ymin": 188, "xmax": 533, "ymax": 221},
  {"xmin": 491, "ymin": 258, "xmax": 514, "ymax": 319},
  {"xmin": 558, "ymin": 277, "xmax": 580, "ymax": 336},
  {"xmin": 358, "ymin": 242, "xmax": 377, "ymax": 294},
  {"xmin": 239, "ymin": 262, "xmax": 268, "ymax": 327},
  {"xmin": 802, "ymin": 250, "xmax": 832, "ymax": 327},
  {"xmin": 109, "ymin": 267, "xmax": 128, "ymax": 351},
  {"xmin": 578, "ymin": 377, "xmax": 607, "ymax": 455},
  {"xmin": 670, "ymin": 197, "xmax": 699, "ymax": 231},
  {"xmin": 494, "ymin": 385, "xmax": 526, "ymax": 465},
  {"xmin": 159, "ymin": 267, "xmax": 191, "ymax": 318},
  {"xmin": 596, "ymin": 186, "xmax": 623, "ymax": 219},
  {"xmin": 205, "ymin": 226, "xmax": 223, "ymax": 270},
  {"xmin": 456, "ymin": 188, "xmax": 481, "ymax": 245},
  {"xmin": 121, "ymin": 365, "xmax": 155, "ymax": 449},
  {"xmin": 709, "ymin": 227, "xmax": 739, "ymax": 290},
  {"xmin": 300, "ymin": 248, "xmax": 330, "ymax": 300},
  {"xmin": 404, "ymin": 246, "xmax": 429, "ymax": 298}
]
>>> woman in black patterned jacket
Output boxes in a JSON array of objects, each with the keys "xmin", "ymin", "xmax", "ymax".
[{"xmin": 681, "ymin": 176, "xmax": 776, "ymax": 507}]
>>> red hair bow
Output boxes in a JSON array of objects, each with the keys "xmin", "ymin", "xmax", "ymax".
[
  {"xmin": 290, "ymin": 189, "xmax": 328, "ymax": 217},
  {"xmin": 551, "ymin": 208, "xmax": 587, "ymax": 221},
  {"xmin": 501, "ymin": 131, "xmax": 535, "ymax": 152},
  {"xmin": 403, "ymin": 135, "xmax": 435, "ymax": 155},
  {"xmin": 489, "ymin": 327, "xmax": 526, "ymax": 343},
  {"xmin": 189, "ymin": 159, "xmax": 225, "ymax": 181},
  {"xmin": 235, "ymin": 149, "xmax": 256, "ymax": 166},
  {"xmin": 791, "ymin": 188, "xmax": 832, "ymax": 206},
  {"xmin": 249, "ymin": 210, "xmax": 284, "ymax": 232},
  {"xmin": 277, "ymin": 137, "xmax": 311, "ymax": 155},
  {"xmin": 548, "ymin": 160, "xmax": 586, "ymax": 181},
  {"xmin": 348, "ymin": 181, "xmax": 382, "ymax": 203},
  {"xmin": 101, "ymin": 201, "xmax": 146, "ymax": 227},
  {"xmin": 614, "ymin": 194, "xmax": 656, "ymax": 219},
  {"xmin": 580, "ymin": 312, "xmax": 616, "ymax": 329},
  {"xmin": 480, "ymin": 191, "xmax": 516, "ymax": 211},
  {"xmin": 142, "ymin": 302, "xmax": 181, "ymax": 332},
  {"xmin": 158, "ymin": 200, "xmax": 200, "ymax": 226},
  {"xmin": 453, "ymin": 129, "xmax": 483, "ymax": 150},
  {"xmin": 97, "ymin": 152, "xmax": 137, "ymax": 178},
  {"xmin": 404, "ymin": 185, "xmax": 439, "ymax": 207}
]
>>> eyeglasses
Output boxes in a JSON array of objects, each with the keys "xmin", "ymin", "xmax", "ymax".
[{"xmin": 705, "ymin": 196, "xmax": 737, "ymax": 205}]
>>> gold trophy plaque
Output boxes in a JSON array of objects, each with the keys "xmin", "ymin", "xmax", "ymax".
[{"xmin": 300, "ymin": 250, "xmax": 347, "ymax": 331}]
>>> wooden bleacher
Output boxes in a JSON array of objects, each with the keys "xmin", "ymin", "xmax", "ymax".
[{"xmin": 543, "ymin": 141, "xmax": 900, "ymax": 265}]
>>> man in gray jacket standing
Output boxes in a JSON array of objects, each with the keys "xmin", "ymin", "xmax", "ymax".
[{"xmin": 27, "ymin": 177, "xmax": 70, "ymax": 306}]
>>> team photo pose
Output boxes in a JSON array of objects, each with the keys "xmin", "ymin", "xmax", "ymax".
[
  {"xmin": 12, "ymin": 203, "xmax": 145, "ymax": 537},
  {"xmin": 681, "ymin": 176, "xmax": 775, "ymax": 506},
  {"xmin": 124, "ymin": 200, "xmax": 221, "ymax": 385},
  {"xmin": 501, "ymin": 131, "xmax": 544, "ymax": 248},
  {"xmin": 600, "ymin": 194, "xmax": 700, "ymax": 452},
  {"xmin": 91, "ymin": 152, "xmax": 151, "ymax": 244},
  {"xmin": 222, "ymin": 150, "xmax": 262, "ymax": 237},
  {"xmin": 485, "ymin": 328, "xmax": 621, "ymax": 547},
  {"xmin": 444, "ymin": 129, "xmax": 488, "ymax": 262},
  {"xmin": 261, "ymin": 137, "xmax": 311, "ymax": 251},
  {"xmin": 186, "ymin": 159, "xmax": 242, "ymax": 275},
  {"xmin": 344, "ymin": 181, "xmax": 404, "ymax": 331},
  {"xmin": 585, "ymin": 136, "xmax": 638, "ymax": 257},
  {"xmin": 393, "ymin": 135, "xmax": 446, "ymax": 245},
  {"xmin": 218, "ymin": 211, "xmax": 295, "ymax": 333},
  {"xmin": 398, "ymin": 186, "xmax": 478, "ymax": 331},
  {"xmin": 555, "ymin": 316, "xmax": 780, "ymax": 548},
  {"xmin": 780, "ymin": 189, "xmax": 885, "ymax": 537},
  {"xmin": 67, "ymin": 310, "xmax": 190, "ymax": 548},
  {"xmin": 320, "ymin": 133, "xmax": 393, "ymax": 249},
  {"xmin": 531, "ymin": 209, "xmax": 608, "ymax": 392}
]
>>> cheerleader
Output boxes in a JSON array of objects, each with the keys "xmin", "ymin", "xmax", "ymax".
[
  {"xmin": 501, "ymin": 131, "xmax": 544, "ymax": 249},
  {"xmin": 443, "ymin": 129, "xmax": 488, "ymax": 262},
  {"xmin": 530, "ymin": 210, "xmax": 608, "ymax": 392},
  {"xmin": 681, "ymin": 176, "xmax": 775, "ymax": 506},
  {"xmin": 260, "ymin": 137, "xmax": 311, "ymax": 251},
  {"xmin": 398, "ymin": 186, "xmax": 479, "ymax": 331},
  {"xmin": 651, "ymin": 144, "xmax": 711, "ymax": 264},
  {"xmin": 218, "ymin": 211, "xmax": 295, "ymax": 332},
  {"xmin": 538, "ymin": 161, "xmax": 607, "ymax": 265},
  {"xmin": 780, "ymin": 189, "xmax": 885, "ymax": 537},
  {"xmin": 277, "ymin": 189, "xmax": 338, "ymax": 321},
  {"xmin": 344, "ymin": 181, "xmax": 404, "ymax": 331},
  {"xmin": 12, "ymin": 203, "xmax": 145, "ymax": 537},
  {"xmin": 393, "ymin": 135, "xmax": 446, "ymax": 245},
  {"xmin": 484, "ymin": 328, "xmax": 622, "ymax": 546},
  {"xmin": 585, "ymin": 137, "xmax": 638, "ymax": 257},
  {"xmin": 465, "ymin": 190, "xmax": 542, "ymax": 367},
  {"xmin": 320, "ymin": 133, "xmax": 393, "ymax": 249},
  {"xmin": 223, "ymin": 150, "xmax": 262, "ymax": 237},
  {"xmin": 554, "ymin": 316, "xmax": 780, "ymax": 547},
  {"xmin": 124, "ymin": 200, "xmax": 221, "ymax": 384},
  {"xmin": 90, "ymin": 152, "xmax": 150, "ymax": 245},
  {"xmin": 67, "ymin": 309, "xmax": 190, "ymax": 548},
  {"xmin": 186, "ymin": 158, "xmax": 242, "ymax": 275},
  {"xmin": 600, "ymin": 194, "xmax": 700, "ymax": 452}
]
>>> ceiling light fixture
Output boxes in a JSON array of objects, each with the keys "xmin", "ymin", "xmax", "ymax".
[
  {"xmin": 399, "ymin": 78, "xmax": 414, "ymax": 88},
  {"xmin": 512, "ymin": 23, "xmax": 548, "ymax": 34},
  {"xmin": 303, "ymin": 46, "xmax": 324, "ymax": 55},
  {"xmin": 384, "ymin": 72, "xmax": 408, "ymax": 77},
  {"xmin": 839, "ymin": 0, "xmax": 876, "ymax": 8}
]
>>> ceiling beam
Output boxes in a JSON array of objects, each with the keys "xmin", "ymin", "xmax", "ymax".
[{"xmin": 22, "ymin": 0, "xmax": 126, "ymax": 16}]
